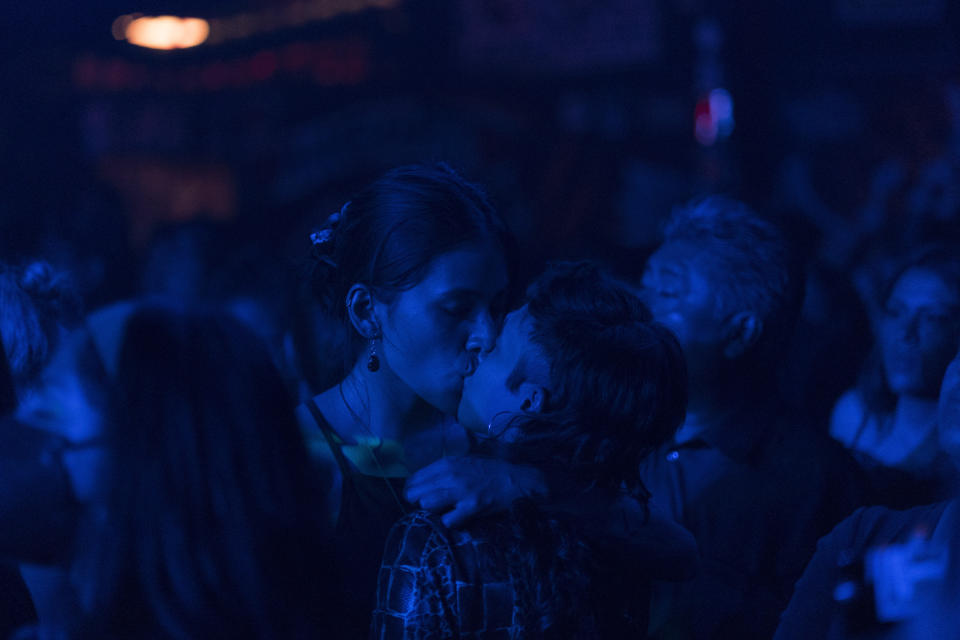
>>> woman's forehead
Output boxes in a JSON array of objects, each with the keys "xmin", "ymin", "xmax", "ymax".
[
  {"xmin": 891, "ymin": 268, "xmax": 960, "ymax": 307},
  {"xmin": 418, "ymin": 243, "xmax": 509, "ymax": 294}
]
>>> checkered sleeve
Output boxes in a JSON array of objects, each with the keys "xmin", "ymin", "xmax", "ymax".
[{"xmin": 371, "ymin": 512, "xmax": 460, "ymax": 640}]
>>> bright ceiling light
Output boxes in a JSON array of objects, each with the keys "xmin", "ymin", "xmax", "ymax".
[{"xmin": 122, "ymin": 15, "xmax": 210, "ymax": 50}]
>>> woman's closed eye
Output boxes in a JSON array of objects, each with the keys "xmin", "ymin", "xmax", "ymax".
[
  {"xmin": 883, "ymin": 303, "xmax": 904, "ymax": 319},
  {"xmin": 441, "ymin": 302, "xmax": 472, "ymax": 318},
  {"xmin": 919, "ymin": 310, "xmax": 951, "ymax": 325},
  {"xmin": 437, "ymin": 291, "xmax": 477, "ymax": 318}
]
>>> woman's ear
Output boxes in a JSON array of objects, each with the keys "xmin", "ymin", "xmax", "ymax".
[{"xmin": 345, "ymin": 284, "xmax": 381, "ymax": 339}]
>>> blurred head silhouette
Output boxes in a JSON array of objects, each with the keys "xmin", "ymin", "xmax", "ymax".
[{"xmin": 24, "ymin": 302, "xmax": 329, "ymax": 639}]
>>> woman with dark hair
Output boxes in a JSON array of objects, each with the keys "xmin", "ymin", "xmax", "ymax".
[
  {"xmin": 831, "ymin": 247, "xmax": 960, "ymax": 507},
  {"xmin": 296, "ymin": 163, "xmax": 515, "ymax": 632},
  {"xmin": 776, "ymin": 346, "xmax": 960, "ymax": 640},
  {"xmin": 372, "ymin": 261, "xmax": 689, "ymax": 638},
  {"xmin": 18, "ymin": 303, "xmax": 330, "ymax": 639}
]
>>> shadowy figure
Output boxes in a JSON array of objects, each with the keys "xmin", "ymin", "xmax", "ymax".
[
  {"xmin": 775, "ymin": 345, "xmax": 960, "ymax": 640},
  {"xmin": 634, "ymin": 197, "xmax": 867, "ymax": 639},
  {"xmin": 16, "ymin": 303, "xmax": 331, "ymax": 639},
  {"xmin": 0, "ymin": 261, "xmax": 81, "ymax": 637}
]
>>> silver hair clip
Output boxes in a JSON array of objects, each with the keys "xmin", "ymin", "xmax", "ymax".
[
  {"xmin": 310, "ymin": 229, "xmax": 333, "ymax": 247},
  {"xmin": 311, "ymin": 200, "xmax": 350, "ymax": 249},
  {"xmin": 326, "ymin": 200, "xmax": 350, "ymax": 227}
]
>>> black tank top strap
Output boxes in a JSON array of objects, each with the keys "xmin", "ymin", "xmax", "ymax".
[
  {"xmin": 303, "ymin": 396, "xmax": 408, "ymax": 638},
  {"xmin": 304, "ymin": 396, "xmax": 357, "ymax": 492}
]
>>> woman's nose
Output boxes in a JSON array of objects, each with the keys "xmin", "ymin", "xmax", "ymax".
[
  {"xmin": 898, "ymin": 315, "xmax": 921, "ymax": 344},
  {"xmin": 466, "ymin": 311, "xmax": 497, "ymax": 355}
]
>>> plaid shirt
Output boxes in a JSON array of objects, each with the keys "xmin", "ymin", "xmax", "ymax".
[{"xmin": 371, "ymin": 510, "xmax": 601, "ymax": 640}]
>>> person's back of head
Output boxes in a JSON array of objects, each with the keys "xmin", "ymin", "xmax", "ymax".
[
  {"xmin": 0, "ymin": 261, "xmax": 81, "ymax": 397},
  {"xmin": 76, "ymin": 303, "xmax": 328, "ymax": 639},
  {"xmin": 139, "ymin": 220, "xmax": 226, "ymax": 302},
  {"xmin": 508, "ymin": 260, "xmax": 688, "ymax": 496}
]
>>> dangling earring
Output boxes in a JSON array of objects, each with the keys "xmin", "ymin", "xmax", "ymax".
[
  {"xmin": 367, "ymin": 338, "xmax": 380, "ymax": 372},
  {"xmin": 486, "ymin": 410, "xmax": 512, "ymax": 436}
]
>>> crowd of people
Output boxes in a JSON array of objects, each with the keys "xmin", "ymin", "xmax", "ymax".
[{"xmin": 0, "ymin": 162, "xmax": 958, "ymax": 639}]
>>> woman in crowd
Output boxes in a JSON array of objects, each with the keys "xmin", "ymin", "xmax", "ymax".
[
  {"xmin": 371, "ymin": 261, "xmax": 688, "ymax": 638},
  {"xmin": 17, "ymin": 302, "xmax": 331, "ymax": 639},
  {"xmin": 776, "ymin": 345, "xmax": 960, "ymax": 640},
  {"xmin": 296, "ymin": 162, "xmax": 514, "ymax": 634},
  {"xmin": 831, "ymin": 247, "xmax": 960, "ymax": 507}
]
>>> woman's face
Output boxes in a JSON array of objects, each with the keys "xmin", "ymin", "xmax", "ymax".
[
  {"xmin": 376, "ymin": 242, "xmax": 509, "ymax": 415},
  {"xmin": 879, "ymin": 268, "xmax": 960, "ymax": 398},
  {"xmin": 17, "ymin": 331, "xmax": 108, "ymax": 502}
]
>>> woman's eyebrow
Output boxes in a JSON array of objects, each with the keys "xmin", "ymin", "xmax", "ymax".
[
  {"xmin": 437, "ymin": 288, "xmax": 482, "ymax": 300},
  {"xmin": 658, "ymin": 264, "xmax": 685, "ymax": 278}
]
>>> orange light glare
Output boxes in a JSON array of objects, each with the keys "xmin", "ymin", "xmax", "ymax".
[
  {"xmin": 123, "ymin": 15, "xmax": 210, "ymax": 50},
  {"xmin": 111, "ymin": 13, "xmax": 141, "ymax": 40}
]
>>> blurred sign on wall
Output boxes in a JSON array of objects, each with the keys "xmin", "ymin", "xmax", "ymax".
[
  {"xmin": 834, "ymin": 0, "xmax": 946, "ymax": 25},
  {"xmin": 99, "ymin": 157, "xmax": 236, "ymax": 246},
  {"xmin": 458, "ymin": 0, "xmax": 660, "ymax": 72}
]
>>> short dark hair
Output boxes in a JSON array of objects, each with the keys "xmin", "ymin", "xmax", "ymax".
[
  {"xmin": 307, "ymin": 163, "xmax": 515, "ymax": 372},
  {"xmin": 663, "ymin": 196, "xmax": 804, "ymax": 363},
  {"xmin": 505, "ymin": 261, "xmax": 687, "ymax": 497}
]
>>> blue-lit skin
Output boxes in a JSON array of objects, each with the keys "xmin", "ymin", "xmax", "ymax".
[
  {"xmin": 879, "ymin": 268, "xmax": 960, "ymax": 399},
  {"xmin": 407, "ymin": 305, "xmax": 554, "ymax": 528},
  {"xmin": 372, "ymin": 242, "xmax": 509, "ymax": 419},
  {"xmin": 457, "ymin": 306, "xmax": 550, "ymax": 440},
  {"xmin": 639, "ymin": 238, "xmax": 764, "ymax": 442},
  {"xmin": 304, "ymin": 240, "xmax": 509, "ymax": 474},
  {"xmin": 640, "ymin": 239, "xmax": 726, "ymax": 380},
  {"xmin": 831, "ymin": 262, "xmax": 960, "ymax": 472},
  {"xmin": 17, "ymin": 332, "xmax": 107, "ymax": 503},
  {"xmin": 15, "ymin": 332, "xmax": 107, "ymax": 632}
]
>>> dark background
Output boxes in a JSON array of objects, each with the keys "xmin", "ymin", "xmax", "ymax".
[{"xmin": 2, "ymin": 0, "xmax": 959, "ymax": 304}]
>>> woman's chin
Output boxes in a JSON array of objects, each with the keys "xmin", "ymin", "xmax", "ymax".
[{"xmin": 429, "ymin": 391, "xmax": 461, "ymax": 418}]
